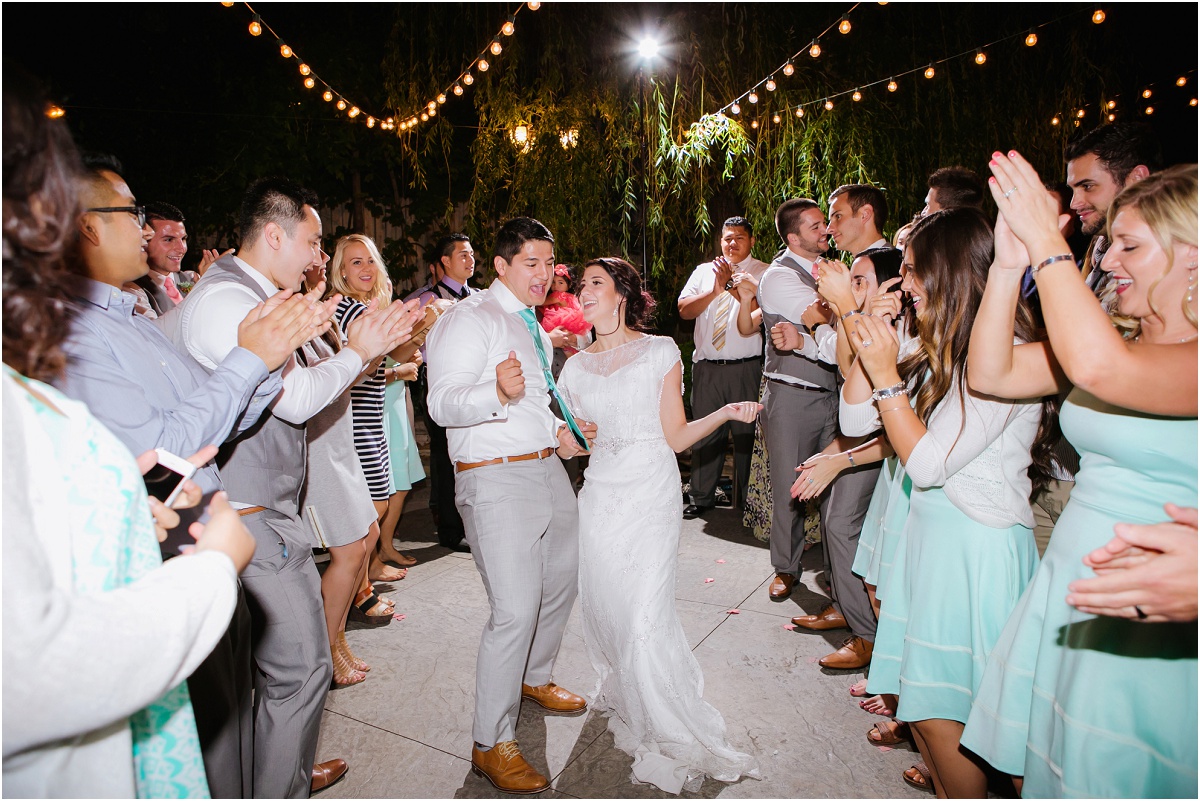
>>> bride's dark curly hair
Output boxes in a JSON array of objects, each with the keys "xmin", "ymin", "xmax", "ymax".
[
  {"xmin": 583, "ymin": 257, "xmax": 657, "ymax": 332},
  {"xmin": 3, "ymin": 64, "xmax": 83, "ymax": 383}
]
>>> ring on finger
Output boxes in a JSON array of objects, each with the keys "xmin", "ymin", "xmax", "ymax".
[
  {"xmin": 1003, "ymin": 186, "xmax": 1018, "ymax": 199},
  {"xmin": 861, "ymin": 338, "xmax": 874, "ymax": 347}
]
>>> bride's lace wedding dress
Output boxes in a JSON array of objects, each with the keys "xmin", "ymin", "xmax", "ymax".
[{"xmin": 557, "ymin": 335, "xmax": 760, "ymax": 793}]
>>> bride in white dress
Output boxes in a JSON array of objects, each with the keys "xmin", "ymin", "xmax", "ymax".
[{"xmin": 556, "ymin": 257, "xmax": 762, "ymax": 793}]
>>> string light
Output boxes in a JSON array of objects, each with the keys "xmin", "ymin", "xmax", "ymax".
[
  {"xmin": 502, "ymin": 19, "xmax": 515, "ymax": 35},
  {"xmin": 772, "ymin": 113, "xmax": 781, "ymax": 123},
  {"xmin": 1177, "ymin": 76, "xmax": 1188, "ymax": 86},
  {"xmin": 1025, "ymin": 31, "xmax": 1038, "ymax": 46},
  {"xmin": 924, "ymin": 65, "xmax": 935, "ymax": 79},
  {"xmin": 783, "ymin": 61, "xmax": 795, "ymax": 77},
  {"xmin": 428, "ymin": 107, "xmax": 436, "ymax": 117},
  {"xmin": 490, "ymin": 40, "xmax": 503, "ymax": 55},
  {"xmin": 45, "ymin": 104, "xmax": 65, "ymax": 118},
  {"xmin": 453, "ymin": 84, "xmax": 464, "ymax": 96},
  {"xmin": 304, "ymin": 77, "xmax": 315, "ymax": 89},
  {"xmin": 478, "ymin": 58, "xmax": 490, "ymax": 71},
  {"xmin": 748, "ymin": 92, "xmax": 759, "ymax": 104},
  {"xmin": 323, "ymin": 90, "xmax": 333, "ymax": 102},
  {"xmin": 795, "ymin": 107, "xmax": 804, "ymax": 117},
  {"xmin": 248, "ymin": 17, "xmax": 262, "ymax": 36},
  {"xmin": 527, "ymin": 1, "xmax": 540, "ymax": 8},
  {"xmin": 839, "ymin": 17, "xmax": 852, "ymax": 34},
  {"xmin": 766, "ymin": 77, "xmax": 777, "ymax": 91},
  {"xmin": 463, "ymin": 73, "xmax": 475, "ymax": 86},
  {"xmin": 1076, "ymin": 108, "xmax": 1085, "ymax": 118},
  {"xmin": 1192, "ymin": 98, "xmax": 1199, "ymax": 107},
  {"xmin": 1107, "ymin": 100, "xmax": 1116, "ymax": 109},
  {"xmin": 824, "ymin": 98, "xmax": 834, "ymax": 110},
  {"xmin": 1142, "ymin": 88, "xmax": 1152, "ymax": 98},
  {"xmin": 887, "ymin": 78, "xmax": 897, "ymax": 92},
  {"xmin": 336, "ymin": 99, "xmax": 347, "ymax": 110},
  {"xmin": 975, "ymin": 50, "xmax": 987, "ymax": 65},
  {"xmin": 367, "ymin": 117, "xmax": 375, "ymax": 128},
  {"xmin": 437, "ymin": 93, "xmax": 447, "ymax": 104},
  {"xmin": 1092, "ymin": 9, "xmax": 1105, "ymax": 23},
  {"xmin": 809, "ymin": 41, "xmax": 822, "ymax": 58},
  {"xmin": 299, "ymin": 63, "xmax": 311, "ymax": 76},
  {"xmin": 1144, "ymin": 106, "xmax": 1154, "ymax": 115},
  {"xmin": 421, "ymin": 112, "xmax": 429, "ymax": 121},
  {"xmin": 221, "ymin": 1, "xmax": 234, "ymax": 6},
  {"xmin": 730, "ymin": 102, "xmax": 741, "ymax": 115},
  {"xmin": 852, "ymin": 89, "xmax": 862, "ymax": 101},
  {"xmin": 1108, "ymin": 113, "xmax": 1115, "ymax": 121},
  {"xmin": 1051, "ymin": 116, "xmax": 1060, "ymax": 125},
  {"xmin": 751, "ymin": 119, "xmax": 759, "ymax": 129},
  {"xmin": 279, "ymin": 43, "xmax": 292, "ymax": 58}
]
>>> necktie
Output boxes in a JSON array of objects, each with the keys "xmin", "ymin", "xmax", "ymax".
[
  {"xmin": 163, "ymin": 274, "xmax": 183, "ymax": 304},
  {"xmin": 517, "ymin": 308, "xmax": 589, "ymax": 451},
  {"xmin": 711, "ymin": 287, "xmax": 735, "ymax": 350}
]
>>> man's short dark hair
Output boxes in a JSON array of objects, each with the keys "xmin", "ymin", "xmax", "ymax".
[
  {"xmin": 494, "ymin": 217, "xmax": 554, "ymax": 264},
  {"xmin": 928, "ymin": 167, "xmax": 985, "ymax": 209},
  {"xmin": 430, "ymin": 232, "xmax": 470, "ymax": 266},
  {"xmin": 81, "ymin": 152, "xmax": 125, "ymax": 182},
  {"xmin": 829, "ymin": 184, "xmax": 889, "ymax": 232},
  {"xmin": 1064, "ymin": 121, "xmax": 1163, "ymax": 187},
  {"xmin": 238, "ymin": 177, "xmax": 318, "ymax": 247},
  {"xmin": 722, "ymin": 216, "xmax": 753, "ymax": 238},
  {"xmin": 145, "ymin": 201, "xmax": 185, "ymax": 225},
  {"xmin": 775, "ymin": 198, "xmax": 821, "ymax": 241}
]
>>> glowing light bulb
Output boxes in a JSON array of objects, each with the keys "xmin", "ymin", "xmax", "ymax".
[
  {"xmin": 490, "ymin": 41, "xmax": 502, "ymax": 55},
  {"xmin": 478, "ymin": 59, "xmax": 489, "ymax": 71},
  {"xmin": 337, "ymin": 99, "xmax": 347, "ymax": 110},
  {"xmin": 750, "ymin": 119, "xmax": 759, "ymax": 129},
  {"xmin": 975, "ymin": 51, "xmax": 986, "ymax": 65},
  {"xmin": 796, "ymin": 107, "xmax": 804, "ymax": 117},
  {"xmin": 887, "ymin": 79, "xmax": 897, "ymax": 92},
  {"xmin": 839, "ymin": 18, "xmax": 851, "ymax": 34},
  {"xmin": 766, "ymin": 78, "xmax": 776, "ymax": 92},
  {"xmin": 428, "ymin": 101, "xmax": 437, "ymax": 111},
  {"xmin": 304, "ymin": 77, "xmax": 315, "ymax": 89},
  {"xmin": 221, "ymin": 1, "xmax": 234, "ymax": 6},
  {"xmin": 748, "ymin": 92, "xmax": 758, "ymax": 104},
  {"xmin": 323, "ymin": 91, "xmax": 333, "ymax": 102},
  {"xmin": 1177, "ymin": 76, "xmax": 1188, "ymax": 87},
  {"xmin": 279, "ymin": 43, "xmax": 292, "ymax": 58},
  {"xmin": 783, "ymin": 61, "xmax": 795, "ymax": 77},
  {"xmin": 527, "ymin": 1, "xmax": 540, "ymax": 8},
  {"xmin": 852, "ymin": 90, "xmax": 862, "ymax": 102},
  {"xmin": 429, "ymin": 107, "xmax": 436, "ymax": 117},
  {"xmin": 1144, "ymin": 106, "xmax": 1154, "ymax": 115},
  {"xmin": 730, "ymin": 103, "xmax": 741, "ymax": 115},
  {"xmin": 1142, "ymin": 88, "xmax": 1152, "ymax": 98},
  {"xmin": 453, "ymin": 84, "xmax": 464, "ymax": 96},
  {"xmin": 1051, "ymin": 116, "xmax": 1060, "ymax": 126},
  {"xmin": 463, "ymin": 73, "xmax": 474, "ymax": 86},
  {"xmin": 1107, "ymin": 100, "xmax": 1116, "ymax": 109},
  {"xmin": 1191, "ymin": 98, "xmax": 1198, "ymax": 107},
  {"xmin": 924, "ymin": 65, "xmax": 935, "ymax": 79},
  {"xmin": 1025, "ymin": 32, "xmax": 1037, "ymax": 47},
  {"xmin": 45, "ymin": 105, "xmax": 65, "ymax": 118},
  {"xmin": 421, "ymin": 113, "xmax": 429, "ymax": 121},
  {"xmin": 809, "ymin": 42, "xmax": 821, "ymax": 58},
  {"xmin": 1092, "ymin": 9, "xmax": 1105, "ymax": 23},
  {"xmin": 513, "ymin": 125, "xmax": 528, "ymax": 144},
  {"xmin": 299, "ymin": 63, "xmax": 311, "ymax": 75},
  {"xmin": 437, "ymin": 93, "xmax": 447, "ymax": 104},
  {"xmin": 772, "ymin": 113, "xmax": 781, "ymax": 123},
  {"xmin": 1108, "ymin": 113, "xmax": 1115, "ymax": 121},
  {"xmin": 824, "ymin": 99, "xmax": 834, "ymax": 110},
  {"xmin": 248, "ymin": 19, "xmax": 262, "ymax": 36},
  {"xmin": 1077, "ymin": 108, "xmax": 1085, "ymax": 118},
  {"xmin": 367, "ymin": 117, "xmax": 375, "ymax": 128},
  {"xmin": 502, "ymin": 20, "xmax": 515, "ymax": 35},
  {"xmin": 348, "ymin": 106, "xmax": 360, "ymax": 118}
]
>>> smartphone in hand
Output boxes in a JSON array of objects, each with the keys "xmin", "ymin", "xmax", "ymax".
[{"xmin": 143, "ymin": 448, "xmax": 197, "ymax": 508}]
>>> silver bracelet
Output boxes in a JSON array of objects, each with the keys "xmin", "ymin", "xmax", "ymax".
[
  {"xmin": 871, "ymin": 382, "xmax": 909, "ymax": 402},
  {"xmin": 840, "ymin": 309, "xmax": 863, "ymax": 322},
  {"xmin": 846, "ymin": 451, "xmax": 856, "ymax": 467},
  {"xmin": 1031, "ymin": 253, "xmax": 1074, "ymax": 277}
]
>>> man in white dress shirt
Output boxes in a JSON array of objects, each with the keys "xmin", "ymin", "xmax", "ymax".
[
  {"xmin": 826, "ymin": 184, "xmax": 890, "ymax": 258},
  {"xmin": 756, "ymin": 199, "xmax": 839, "ymax": 601},
  {"xmin": 677, "ymin": 216, "xmax": 769, "ymax": 519},
  {"xmin": 426, "ymin": 217, "xmax": 595, "ymax": 794}
]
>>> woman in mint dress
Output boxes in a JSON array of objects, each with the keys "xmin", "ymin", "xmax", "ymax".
[{"xmin": 962, "ymin": 157, "xmax": 1197, "ymax": 797}]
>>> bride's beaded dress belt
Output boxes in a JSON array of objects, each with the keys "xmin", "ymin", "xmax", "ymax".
[{"xmin": 455, "ymin": 447, "xmax": 555, "ymax": 472}]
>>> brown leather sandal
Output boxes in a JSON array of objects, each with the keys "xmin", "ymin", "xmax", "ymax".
[
  {"xmin": 867, "ymin": 720, "xmax": 911, "ymax": 746},
  {"xmin": 903, "ymin": 762, "xmax": 934, "ymax": 794}
]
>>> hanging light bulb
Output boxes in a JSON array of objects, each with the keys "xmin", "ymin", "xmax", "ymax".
[
  {"xmin": 1191, "ymin": 98, "xmax": 1199, "ymax": 107},
  {"xmin": 750, "ymin": 119, "xmax": 759, "ymax": 129},
  {"xmin": 221, "ymin": 1, "xmax": 234, "ymax": 6},
  {"xmin": 1025, "ymin": 31, "xmax": 1038, "ymax": 47},
  {"xmin": 348, "ymin": 106, "xmax": 360, "ymax": 118},
  {"xmin": 1144, "ymin": 106, "xmax": 1154, "ymax": 115},
  {"xmin": 852, "ymin": 90, "xmax": 862, "ymax": 102},
  {"xmin": 1051, "ymin": 116, "xmax": 1060, "ymax": 126},
  {"xmin": 1077, "ymin": 108, "xmax": 1086, "ymax": 118},
  {"xmin": 502, "ymin": 19, "xmax": 515, "ymax": 36},
  {"xmin": 299, "ymin": 63, "xmax": 311, "ymax": 76},
  {"xmin": 766, "ymin": 77, "xmax": 777, "ymax": 92},
  {"xmin": 824, "ymin": 99, "xmax": 834, "ymax": 110},
  {"xmin": 429, "ymin": 107, "xmax": 436, "ymax": 117},
  {"xmin": 45, "ymin": 105, "xmax": 65, "ymax": 118},
  {"xmin": 336, "ymin": 99, "xmax": 347, "ymax": 110},
  {"xmin": 975, "ymin": 50, "xmax": 986, "ymax": 65},
  {"xmin": 1107, "ymin": 100, "xmax": 1116, "ymax": 109},
  {"xmin": 367, "ymin": 117, "xmax": 375, "ymax": 128},
  {"xmin": 1177, "ymin": 76, "xmax": 1188, "ymax": 87},
  {"xmin": 1108, "ymin": 113, "xmax": 1116, "ymax": 121},
  {"xmin": 809, "ymin": 41, "xmax": 821, "ymax": 58},
  {"xmin": 437, "ymin": 93, "xmax": 447, "ymax": 104},
  {"xmin": 421, "ymin": 112, "xmax": 429, "ymax": 121},
  {"xmin": 1092, "ymin": 9, "xmax": 1105, "ymax": 23},
  {"xmin": 248, "ymin": 17, "xmax": 262, "ymax": 36},
  {"xmin": 279, "ymin": 43, "xmax": 292, "ymax": 58},
  {"xmin": 1142, "ymin": 88, "xmax": 1152, "ymax": 98},
  {"xmin": 772, "ymin": 113, "xmax": 781, "ymax": 123},
  {"xmin": 428, "ymin": 101, "xmax": 437, "ymax": 112},
  {"xmin": 478, "ymin": 59, "xmax": 490, "ymax": 71},
  {"xmin": 783, "ymin": 60, "xmax": 795, "ymax": 77},
  {"xmin": 304, "ymin": 77, "xmax": 315, "ymax": 89},
  {"xmin": 924, "ymin": 65, "xmax": 935, "ymax": 79},
  {"xmin": 463, "ymin": 73, "xmax": 474, "ymax": 86},
  {"xmin": 527, "ymin": 1, "xmax": 540, "ymax": 8},
  {"xmin": 453, "ymin": 84, "xmax": 464, "ymax": 96},
  {"xmin": 730, "ymin": 102, "xmax": 741, "ymax": 115},
  {"xmin": 323, "ymin": 90, "xmax": 333, "ymax": 102},
  {"xmin": 839, "ymin": 17, "xmax": 852, "ymax": 34},
  {"xmin": 887, "ymin": 78, "xmax": 898, "ymax": 92},
  {"xmin": 748, "ymin": 92, "xmax": 759, "ymax": 104},
  {"xmin": 490, "ymin": 40, "xmax": 502, "ymax": 56},
  {"xmin": 796, "ymin": 107, "xmax": 805, "ymax": 117}
]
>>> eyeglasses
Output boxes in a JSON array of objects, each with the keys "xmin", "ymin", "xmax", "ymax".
[{"xmin": 86, "ymin": 205, "xmax": 146, "ymax": 228}]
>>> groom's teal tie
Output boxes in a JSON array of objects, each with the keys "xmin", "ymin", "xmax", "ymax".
[{"xmin": 517, "ymin": 307, "xmax": 589, "ymax": 452}]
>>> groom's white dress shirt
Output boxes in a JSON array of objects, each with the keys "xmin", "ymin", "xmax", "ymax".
[{"xmin": 426, "ymin": 278, "xmax": 560, "ymax": 463}]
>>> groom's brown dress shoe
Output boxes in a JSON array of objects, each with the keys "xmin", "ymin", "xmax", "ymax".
[
  {"xmin": 521, "ymin": 682, "xmax": 587, "ymax": 713},
  {"xmin": 792, "ymin": 605, "xmax": 849, "ymax": 631},
  {"xmin": 768, "ymin": 573, "xmax": 795, "ymax": 600},
  {"xmin": 310, "ymin": 758, "xmax": 348, "ymax": 793},
  {"xmin": 472, "ymin": 741, "xmax": 550, "ymax": 794},
  {"xmin": 819, "ymin": 636, "xmax": 874, "ymax": 670}
]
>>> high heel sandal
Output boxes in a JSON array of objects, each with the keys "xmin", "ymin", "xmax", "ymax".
[
  {"xmin": 337, "ymin": 631, "xmax": 370, "ymax": 672},
  {"xmin": 330, "ymin": 644, "xmax": 366, "ymax": 687},
  {"xmin": 350, "ymin": 586, "xmax": 394, "ymax": 624}
]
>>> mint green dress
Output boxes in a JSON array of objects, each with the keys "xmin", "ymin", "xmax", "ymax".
[
  {"xmin": 962, "ymin": 390, "xmax": 1198, "ymax": 797},
  {"xmin": 383, "ymin": 358, "xmax": 425, "ymax": 493},
  {"xmin": 851, "ymin": 455, "xmax": 912, "ymax": 592}
]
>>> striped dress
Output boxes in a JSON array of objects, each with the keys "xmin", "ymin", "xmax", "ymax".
[{"xmin": 334, "ymin": 297, "xmax": 391, "ymax": 501}]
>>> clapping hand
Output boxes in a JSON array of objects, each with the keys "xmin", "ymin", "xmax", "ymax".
[
  {"xmin": 496, "ymin": 350, "xmax": 525, "ymax": 404},
  {"xmin": 731, "ymin": 271, "xmax": 759, "ymax": 303},
  {"xmin": 238, "ymin": 289, "xmax": 329, "ymax": 371},
  {"xmin": 770, "ymin": 320, "xmax": 803, "ymax": 352},
  {"xmin": 348, "ymin": 298, "xmax": 423, "ymax": 362},
  {"xmin": 988, "ymin": 150, "xmax": 1066, "ymax": 255},
  {"xmin": 197, "ymin": 248, "xmax": 235, "ymax": 277},
  {"xmin": 712, "ymin": 257, "xmax": 734, "ymax": 295},
  {"xmin": 723, "ymin": 402, "xmax": 762, "ymax": 424},
  {"xmin": 865, "ymin": 278, "xmax": 904, "ymax": 324},
  {"xmin": 847, "ymin": 313, "xmax": 901, "ymax": 385},
  {"xmin": 815, "ymin": 257, "xmax": 854, "ymax": 317}
]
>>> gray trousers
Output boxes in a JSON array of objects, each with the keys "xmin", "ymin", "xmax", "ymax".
[
  {"xmin": 1032, "ymin": 478, "xmax": 1074, "ymax": 558},
  {"xmin": 240, "ymin": 511, "xmax": 332, "ymax": 799},
  {"xmin": 821, "ymin": 463, "xmax": 882, "ymax": 641},
  {"xmin": 689, "ymin": 359, "xmax": 762, "ymax": 508},
  {"xmin": 761, "ymin": 380, "xmax": 838, "ymax": 576},
  {"xmin": 455, "ymin": 457, "xmax": 579, "ymax": 747}
]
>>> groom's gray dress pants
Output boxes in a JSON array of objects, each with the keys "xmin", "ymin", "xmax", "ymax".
[{"xmin": 456, "ymin": 456, "xmax": 579, "ymax": 747}]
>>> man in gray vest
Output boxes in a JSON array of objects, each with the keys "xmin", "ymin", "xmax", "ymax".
[
  {"xmin": 172, "ymin": 178, "xmax": 420, "ymax": 797},
  {"xmin": 756, "ymin": 198, "xmax": 839, "ymax": 602}
]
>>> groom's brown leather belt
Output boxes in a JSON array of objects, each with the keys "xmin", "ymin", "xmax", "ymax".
[{"xmin": 455, "ymin": 447, "xmax": 555, "ymax": 473}]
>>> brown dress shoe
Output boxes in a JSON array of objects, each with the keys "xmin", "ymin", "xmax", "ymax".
[
  {"xmin": 521, "ymin": 682, "xmax": 587, "ymax": 713},
  {"xmin": 472, "ymin": 741, "xmax": 550, "ymax": 794},
  {"xmin": 819, "ymin": 636, "xmax": 874, "ymax": 670},
  {"xmin": 311, "ymin": 758, "xmax": 348, "ymax": 793},
  {"xmin": 791, "ymin": 605, "xmax": 849, "ymax": 631},
  {"xmin": 768, "ymin": 573, "xmax": 795, "ymax": 600}
]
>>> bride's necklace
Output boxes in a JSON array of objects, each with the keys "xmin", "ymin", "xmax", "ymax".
[{"xmin": 1134, "ymin": 332, "xmax": 1198, "ymax": 344}]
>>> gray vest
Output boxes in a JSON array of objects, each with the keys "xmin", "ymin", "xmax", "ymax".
[
  {"xmin": 760, "ymin": 255, "xmax": 838, "ymax": 391},
  {"xmin": 170, "ymin": 255, "xmax": 307, "ymax": 516}
]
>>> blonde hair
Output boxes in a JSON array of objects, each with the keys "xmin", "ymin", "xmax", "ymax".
[
  {"xmin": 1107, "ymin": 163, "xmax": 1198, "ymax": 333},
  {"xmin": 328, "ymin": 234, "xmax": 391, "ymax": 306}
]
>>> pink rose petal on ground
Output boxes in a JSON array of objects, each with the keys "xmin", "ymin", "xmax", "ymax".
[
  {"xmin": 393, "ymin": 613, "xmax": 406, "ymax": 621},
  {"xmin": 725, "ymin": 609, "xmax": 740, "ymax": 614},
  {"xmin": 876, "ymin": 746, "xmax": 894, "ymax": 753},
  {"xmin": 715, "ymin": 559, "xmax": 726, "ymax": 564},
  {"xmin": 782, "ymin": 623, "xmax": 796, "ymax": 630},
  {"xmin": 703, "ymin": 577, "xmax": 715, "ymax": 584},
  {"xmin": 807, "ymin": 656, "xmax": 820, "ymax": 663}
]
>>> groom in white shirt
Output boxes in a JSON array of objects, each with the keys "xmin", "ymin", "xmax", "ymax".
[{"xmin": 426, "ymin": 217, "xmax": 595, "ymax": 794}]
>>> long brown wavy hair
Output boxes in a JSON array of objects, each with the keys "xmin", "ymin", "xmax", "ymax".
[
  {"xmin": 900, "ymin": 207, "xmax": 1058, "ymax": 494},
  {"xmin": 2, "ymin": 65, "xmax": 84, "ymax": 383}
]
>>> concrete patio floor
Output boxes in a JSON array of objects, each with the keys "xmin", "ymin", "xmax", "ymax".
[{"xmin": 313, "ymin": 480, "xmax": 936, "ymax": 799}]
